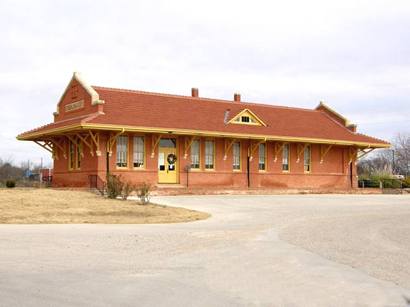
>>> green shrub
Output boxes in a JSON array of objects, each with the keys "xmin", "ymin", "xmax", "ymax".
[
  {"xmin": 106, "ymin": 174, "xmax": 124, "ymax": 199},
  {"xmin": 6, "ymin": 180, "xmax": 16, "ymax": 188},
  {"xmin": 402, "ymin": 177, "xmax": 410, "ymax": 188},
  {"xmin": 381, "ymin": 179, "xmax": 402, "ymax": 189},
  {"xmin": 136, "ymin": 182, "xmax": 152, "ymax": 205}
]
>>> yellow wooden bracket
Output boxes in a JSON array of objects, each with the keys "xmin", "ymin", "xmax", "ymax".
[
  {"xmin": 107, "ymin": 129, "xmax": 125, "ymax": 156},
  {"xmin": 151, "ymin": 134, "xmax": 162, "ymax": 158},
  {"xmin": 296, "ymin": 143, "xmax": 308, "ymax": 163},
  {"xmin": 320, "ymin": 144, "xmax": 333, "ymax": 164},
  {"xmin": 34, "ymin": 141, "xmax": 56, "ymax": 159},
  {"xmin": 76, "ymin": 133, "xmax": 94, "ymax": 156},
  {"xmin": 49, "ymin": 138, "xmax": 67, "ymax": 159},
  {"xmin": 357, "ymin": 147, "xmax": 374, "ymax": 160},
  {"xmin": 88, "ymin": 131, "xmax": 101, "ymax": 156},
  {"xmin": 348, "ymin": 147, "xmax": 358, "ymax": 163},
  {"xmin": 249, "ymin": 139, "xmax": 265, "ymax": 161},
  {"xmin": 34, "ymin": 141, "xmax": 52, "ymax": 153},
  {"xmin": 273, "ymin": 142, "xmax": 285, "ymax": 162},
  {"xmin": 184, "ymin": 136, "xmax": 197, "ymax": 159},
  {"xmin": 223, "ymin": 138, "xmax": 236, "ymax": 160}
]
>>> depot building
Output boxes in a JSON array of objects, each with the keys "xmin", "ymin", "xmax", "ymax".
[{"xmin": 17, "ymin": 73, "xmax": 389, "ymax": 189}]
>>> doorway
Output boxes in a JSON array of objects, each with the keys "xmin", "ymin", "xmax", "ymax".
[{"xmin": 158, "ymin": 138, "xmax": 178, "ymax": 183}]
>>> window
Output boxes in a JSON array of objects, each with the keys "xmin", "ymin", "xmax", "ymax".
[
  {"xmin": 205, "ymin": 140, "xmax": 214, "ymax": 169},
  {"xmin": 191, "ymin": 139, "xmax": 200, "ymax": 169},
  {"xmin": 69, "ymin": 141, "xmax": 75, "ymax": 170},
  {"xmin": 233, "ymin": 142, "xmax": 241, "ymax": 170},
  {"xmin": 76, "ymin": 142, "xmax": 82, "ymax": 169},
  {"xmin": 241, "ymin": 116, "xmax": 250, "ymax": 123},
  {"xmin": 282, "ymin": 144, "xmax": 290, "ymax": 171},
  {"xmin": 116, "ymin": 135, "xmax": 128, "ymax": 168},
  {"xmin": 259, "ymin": 143, "xmax": 266, "ymax": 171},
  {"xmin": 68, "ymin": 139, "xmax": 81, "ymax": 170},
  {"xmin": 133, "ymin": 136, "xmax": 144, "ymax": 168},
  {"xmin": 304, "ymin": 145, "xmax": 311, "ymax": 172}
]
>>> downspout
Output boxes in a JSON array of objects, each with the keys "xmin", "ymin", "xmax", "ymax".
[{"xmin": 106, "ymin": 128, "xmax": 125, "ymax": 179}]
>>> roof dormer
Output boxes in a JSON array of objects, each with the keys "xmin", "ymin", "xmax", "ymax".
[{"xmin": 228, "ymin": 109, "xmax": 266, "ymax": 126}]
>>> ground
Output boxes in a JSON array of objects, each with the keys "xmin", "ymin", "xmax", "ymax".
[
  {"xmin": 0, "ymin": 189, "xmax": 208, "ymax": 224},
  {"xmin": 0, "ymin": 194, "xmax": 410, "ymax": 306}
]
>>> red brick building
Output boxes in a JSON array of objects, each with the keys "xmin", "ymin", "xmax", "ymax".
[{"xmin": 18, "ymin": 73, "xmax": 389, "ymax": 189}]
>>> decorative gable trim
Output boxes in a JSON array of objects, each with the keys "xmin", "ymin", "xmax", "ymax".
[
  {"xmin": 228, "ymin": 109, "xmax": 267, "ymax": 127},
  {"xmin": 54, "ymin": 72, "xmax": 104, "ymax": 116}
]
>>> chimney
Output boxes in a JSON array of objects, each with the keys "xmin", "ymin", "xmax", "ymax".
[
  {"xmin": 234, "ymin": 93, "xmax": 241, "ymax": 102},
  {"xmin": 191, "ymin": 88, "xmax": 199, "ymax": 97},
  {"xmin": 347, "ymin": 124, "xmax": 357, "ymax": 133},
  {"xmin": 224, "ymin": 109, "xmax": 231, "ymax": 124}
]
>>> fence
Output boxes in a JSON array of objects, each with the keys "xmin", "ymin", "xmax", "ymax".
[{"xmin": 358, "ymin": 179, "xmax": 408, "ymax": 189}]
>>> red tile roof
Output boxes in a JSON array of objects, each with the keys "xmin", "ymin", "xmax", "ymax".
[{"xmin": 18, "ymin": 85, "xmax": 389, "ymax": 147}]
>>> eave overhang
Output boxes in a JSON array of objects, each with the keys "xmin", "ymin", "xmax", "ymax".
[{"xmin": 17, "ymin": 123, "xmax": 391, "ymax": 149}]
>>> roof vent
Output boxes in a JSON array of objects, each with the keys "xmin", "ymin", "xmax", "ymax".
[
  {"xmin": 191, "ymin": 88, "xmax": 199, "ymax": 97},
  {"xmin": 234, "ymin": 93, "xmax": 241, "ymax": 102}
]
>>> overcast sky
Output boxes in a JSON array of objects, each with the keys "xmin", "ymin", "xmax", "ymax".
[{"xmin": 1, "ymin": 0, "xmax": 409, "ymax": 166}]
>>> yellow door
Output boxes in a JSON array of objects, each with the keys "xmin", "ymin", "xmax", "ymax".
[{"xmin": 158, "ymin": 147, "xmax": 178, "ymax": 183}]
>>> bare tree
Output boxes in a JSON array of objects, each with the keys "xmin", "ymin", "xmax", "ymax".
[
  {"xmin": 358, "ymin": 132, "xmax": 410, "ymax": 177},
  {"xmin": 393, "ymin": 133, "xmax": 410, "ymax": 176}
]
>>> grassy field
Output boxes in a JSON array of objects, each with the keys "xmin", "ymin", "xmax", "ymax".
[{"xmin": 0, "ymin": 189, "xmax": 209, "ymax": 224}]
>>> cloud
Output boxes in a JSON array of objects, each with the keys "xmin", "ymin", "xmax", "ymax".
[{"xmin": 0, "ymin": 0, "xmax": 409, "ymax": 163}]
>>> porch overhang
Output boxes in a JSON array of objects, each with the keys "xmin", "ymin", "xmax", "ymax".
[{"xmin": 17, "ymin": 123, "xmax": 390, "ymax": 149}]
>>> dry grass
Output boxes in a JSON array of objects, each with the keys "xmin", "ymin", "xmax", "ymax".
[{"xmin": 0, "ymin": 188, "xmax": 209, "ymax": 224}]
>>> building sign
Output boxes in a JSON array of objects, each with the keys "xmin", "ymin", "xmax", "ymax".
[{"xmin": 65, "ymin": 100, "xmax": 84, "ymax": 112}]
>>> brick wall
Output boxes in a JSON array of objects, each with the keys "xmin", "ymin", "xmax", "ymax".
[{"xmin": 52, "ymin": 133, "xmax": 356, "ymax": 189}]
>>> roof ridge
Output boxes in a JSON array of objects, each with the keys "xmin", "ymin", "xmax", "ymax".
[
  {"xmin": 318, "ymin": 111, "xmax": 357, "ymax": 135},
  {"xmin": 92, "ymin": 85, "xmax": 318, "ymax": 113}
]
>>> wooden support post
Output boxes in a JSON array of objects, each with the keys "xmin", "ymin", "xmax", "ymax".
[
  {"xmin": 348, "ymin": 147, "xmax": 358, "ymax": 163},
  {"xmin": 223, "ymin": 138, "xmax": 236, "ymax": 160},
  {"xmin": 274, "ymin": 142, "xmax": 285, "ymax": 162},
  {"xmin": 151, "ymin": 134, "xmax": 161, "ymax": 158},
  {"xmin": 320, "ymin": 144, "xmax": 333, "ymax": 164},
  {"xmin": 296, "ymin": 143, "xmax": 308, "ymax": 163}
]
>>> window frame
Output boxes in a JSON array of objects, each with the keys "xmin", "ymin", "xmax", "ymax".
[
  {"xmin": 304, "ymin": 144, "xmax": 311, "ymax": 173},
  {"xmin": 258, "ymin": 143, "xmax": 267, "ymax": 172},
  {"xmin": 76, "ymin": 141, "xmax": 82, "ymax": 170},
  {"xmin": 204, "ymin": 139, "xmax": 215, "ymax": 170},
  {"xmin": 232, "ymin": 141, "xmax": 241, "ymax": 171},
  {"xmin": 282, "ymin": 143, "xmax": 290, "ymax": 172},
  {"xmin": 190, "ymin": 139, "xmax": 201, "ymax": 170},
  {"xmin": 132, "ymin": 135, "xmax": 145, "ymax": 169},
  {"xmin": 68, "ymin": 139, "xmax": 81, "ymax": 171},
  {"xmin": 116, "ymin": 135, "xmax": 129, "ymax": 169}
]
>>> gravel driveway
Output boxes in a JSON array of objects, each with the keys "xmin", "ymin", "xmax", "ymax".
[{"xmin": 1, "ymin": 194, "xmax": 410, "ymax": 306}]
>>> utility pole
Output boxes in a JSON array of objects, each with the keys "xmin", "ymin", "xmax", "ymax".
[{"xmin": 40, "ymin": 157, "xmax": 43, "ymax": 184}]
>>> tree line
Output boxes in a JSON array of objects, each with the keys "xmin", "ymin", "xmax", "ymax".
[{"xmin": 358, "ymin": 133, "xmax": 410, "ymax": 178}]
